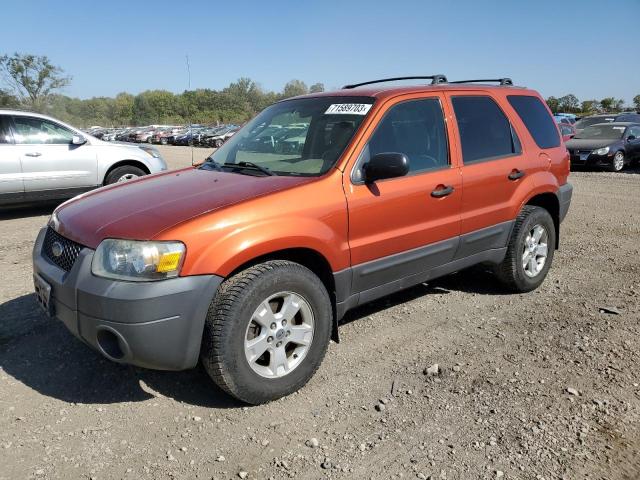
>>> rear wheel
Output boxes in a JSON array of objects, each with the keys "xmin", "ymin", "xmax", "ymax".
[
  {"xmin": 494, "ymin": 205, "xmax": 556, "ymax": 292},
  {"xmin": 610, "ymin": 151, "xmax": 625, "ymax": 172},
  {"xmin": 214, "ymin": 139, "xmax": 224, "ymax": 148},
  {"xmin": 104, "ymin": 165, "xmax": 146, "ymax": 185},
  {"xmin": 201, "ymin": 260, "xmax": 332, "ymax": 404}
]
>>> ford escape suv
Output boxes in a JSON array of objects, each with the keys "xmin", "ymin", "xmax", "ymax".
[
  {"xmin": 32, "ymin": 75, "xmax": 572, "ymax": 404},
  {"xmin": 0, "ymin": 110, "xmax": 167, "ymax": 206}
]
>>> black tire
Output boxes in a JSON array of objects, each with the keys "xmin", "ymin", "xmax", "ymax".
[
  {"xmin": 610, "ymin": 150, "xmax": 625, "ymax": 172},
  {"xmin": 104, "ymin": 165, "xmax": 147, "ymax": 185},
  {"xmin": 214, "ymin": 139, "xmax": 224, "ymax": 148},
  {"xmin": 201, "ymin": 260, "xmax": 332, "ymax": 404},
  {"xmin": 494, "ymin": 205, "xmax": 556, "ymax": 293},
  {"xmin": 160, "ymin": 138, "xmax": 168, "ymax": 145}
]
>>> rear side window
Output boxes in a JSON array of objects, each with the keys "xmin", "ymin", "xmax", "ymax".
[
  {"xmin": 0, "ymin": 115, "xmax": 12, "ymax": 144},
  {"xmin": 508, "ymin": 95, "xmax": 560, "ymax": 149},
  {"xmin": 560, "ymin": 125, "xmax": 573, "ymax": 136},
  {"xmin": 452, "ymin": 96, "xmax": 521, "ymax": 164}
]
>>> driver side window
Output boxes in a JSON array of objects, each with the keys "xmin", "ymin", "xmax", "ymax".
[
  {"xmin": 12, "ymin": 116, "xmax": 74, "ymax": 145},
  {"xmin": 353, "ymin": 98, "xmax": 449, "ymax": 182}
]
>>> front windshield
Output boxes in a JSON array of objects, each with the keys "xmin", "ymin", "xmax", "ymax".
[
  {"xmin": 202, "ymin": 96, "xmax": 374, "ymax": 176},
  {"xmin": 575, "ymin": 124, "xmax": 625, "ymax": 139}
]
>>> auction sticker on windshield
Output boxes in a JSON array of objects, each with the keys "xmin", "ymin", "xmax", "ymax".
[{"xmin": 325, "ymin": 104, "xmax": 372, "ymax": 115}]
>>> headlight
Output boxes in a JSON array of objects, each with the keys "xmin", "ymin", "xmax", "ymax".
[
  {"xmin": 593, "ymin": 147, "xmax": 610, "ymax": 156},
  {"xmin": 48, "ymin": 210, "xmax": 60, "ymax": 231},
  {"xmin": 92, "ymin": 239, "xmax": 185, "ymax": 281},
  {"xmin": 139, "ymin": 146, "xmax": 160, "ymax": 158}
]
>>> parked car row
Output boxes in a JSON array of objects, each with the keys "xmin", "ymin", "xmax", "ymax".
[
  {"xmin": 85, "ymin": 124, "xmax": 241, "ymax": 148},
  {"xmin": 551, "ymin": 111, "xmax": 640, "ymax": 171}
]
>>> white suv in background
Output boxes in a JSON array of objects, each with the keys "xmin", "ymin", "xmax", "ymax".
[{"xmin": 0, "ymin": 110, "xmax": 167, "ymax": 206}]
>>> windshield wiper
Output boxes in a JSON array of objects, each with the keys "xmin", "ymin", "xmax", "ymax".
[{"xmin": 223, "ymin": 161, "xmax": 276, "ymax": 176}]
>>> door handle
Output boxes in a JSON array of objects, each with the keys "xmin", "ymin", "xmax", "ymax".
[
  {"xmin": 431, "ymin": 185, "xmax": 454, "ymax": 198},
  {"xmin": 25, "ymin": 152, "xmax": 42, "ymax": 157},
  {"xmin": 508, "ymin": 169, "xmax": 525, "ymax": 180}
]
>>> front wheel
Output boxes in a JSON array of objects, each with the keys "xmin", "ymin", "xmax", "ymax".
[
  {"xmin": 104, "ymin": 165, "xmax": 146, "ymax": 185},
  {"xmin": 610, "ymin": 151, "xmax": 625, "ymax": 172},
  {"xmin": 214, "ymin": 139, "xmax": 224, "ymax": 148},
  {"xmin": 494, "ymin": 205, "xmax": 556, "ymax": 293},
  {"xmin": 201, "ymin": 260, "xmax": 332, "ymax": 404}
]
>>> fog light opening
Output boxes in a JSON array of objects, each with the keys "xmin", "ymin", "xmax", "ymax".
[{"xmin": 96, "ymin": 328, "xmax": 126, "ymax": 361}]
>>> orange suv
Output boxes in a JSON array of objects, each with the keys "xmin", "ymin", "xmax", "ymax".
[{"xmin": 33, "ymin": 75, "xmax": 572, "ymax": 404}]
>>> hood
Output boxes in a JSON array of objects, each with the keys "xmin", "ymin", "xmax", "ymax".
[
  {"xmin": 565, "ymin": 138, "xmax": 621, "ymax": 150},
  {"xmin": 55, "ymin": 168, "xmax": 312, "ymax": 248}
]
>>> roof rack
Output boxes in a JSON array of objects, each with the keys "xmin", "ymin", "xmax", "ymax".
[
  {"xmin": 448, "ymin": 78, "xmax": 513, "ymax": 86},
  {"xmin": 342, "ymin": 75, "xmax": 448, "ymax": 89}
]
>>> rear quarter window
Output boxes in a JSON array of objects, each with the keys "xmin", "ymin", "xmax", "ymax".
[{"xmin": 507, "ymin": 95, "xmax": 560, "ymax": 149}]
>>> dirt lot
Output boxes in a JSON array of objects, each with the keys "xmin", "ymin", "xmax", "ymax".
[{"xmin": 1, "ymin": 146, "xmax": 639, "ymax": 480}]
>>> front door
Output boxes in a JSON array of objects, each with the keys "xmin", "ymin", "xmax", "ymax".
[
  {"xmin": 626, "ymin": 126, "xmax": 640, "ymax": 160},
  {"xmin": 11, "ymin": 115, "xmax": 98, "ymax": 193},
  {"xmin": 345, "ymin": 94, "xmax": 462, "ymax": 295}
]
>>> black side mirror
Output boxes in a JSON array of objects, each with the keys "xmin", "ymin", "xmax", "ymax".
[
  {"xmin": 627, "ymin": 135, "xmax": 636, "ymax": 141},
  {"xmin": 363, "ymin": 152, "xmax": 410, "ymax": 183}
]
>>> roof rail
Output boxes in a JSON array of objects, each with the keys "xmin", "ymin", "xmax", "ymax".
[
  {"xmin": 448, "ymin": 78, "xmax": 513, "ymax": 86},
  {"xmin": 342, "ymin": 75, "xmax": 448, "ymax": 89}
]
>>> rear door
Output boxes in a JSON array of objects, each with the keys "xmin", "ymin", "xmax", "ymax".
[
  {"xmin": 448, "ymin": 93, "xmax": 534, "ymax": 246},
  {"xmin": 0, "ymin": 114, "xmax": 24, "ymax": 198},
  {"xmin": 11, "ymin": 115, "xmax": 98, "ymax": 193},
  {"xmin": 345, "ymin": 94, "xmax": 462, "ymax": 294}
]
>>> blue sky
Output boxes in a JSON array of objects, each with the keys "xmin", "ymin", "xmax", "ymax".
[{"xmin": 2, "ymin": 0, "xmax": 638, "ymax": 103}]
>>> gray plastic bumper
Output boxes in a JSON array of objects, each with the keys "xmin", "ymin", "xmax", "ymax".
[
  {"xmin": 32, "ymin": 227, "xmax": 222, "ymax": 370},
  {"xmin": 558, "ymin": 183, "xmax": 573, "ymax": 223}
]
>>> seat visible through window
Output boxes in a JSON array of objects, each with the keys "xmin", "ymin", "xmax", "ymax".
[{"xmin": 355, "ymin": 98, "xmax": 449, "ymax": 180}]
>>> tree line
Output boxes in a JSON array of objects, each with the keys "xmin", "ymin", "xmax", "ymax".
[
  {"xmin": 1, "ymin": 53, "xmax": 639, "ymax": 127},
  {"xmin": 545, "ymin": 94, "xmax": 640, "ymax": 116},
  {"xmin": 0, "ymin": 53, "xmax": 324, "ymax": 127}
]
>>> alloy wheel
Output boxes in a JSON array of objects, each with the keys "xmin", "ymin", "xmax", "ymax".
[
  {"xmin": 522, "ymin": 224, "xmax": 548, "ymax": 278},
  {"xmin": 117, "ymin": 173, "xmax": 140, "ymax": 182},
  {"xmin": 244, "ymin": 291, "xmax": 314, "ymax": 378},
  {"xmin": 613, "ymin": 151, "xmax": 624, "ymax": 172}
]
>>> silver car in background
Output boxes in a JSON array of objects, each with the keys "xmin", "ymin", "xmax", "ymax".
[{"xmin": 0, "ymin": 110, "xmax": 167, "ymax": 206}]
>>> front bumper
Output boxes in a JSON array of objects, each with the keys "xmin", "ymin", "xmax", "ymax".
[
  {"xmin": 32, "ymin": 227, "xmax": 222, "ymax": 370},
  {"xmin": 569, "ymin": 152, "xmax": 614, "ymax": 168}
]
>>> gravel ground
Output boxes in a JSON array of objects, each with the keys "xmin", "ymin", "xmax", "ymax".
[{"xmin": 1, "ymin": 146, "xmax": 639, "ymax": 480}]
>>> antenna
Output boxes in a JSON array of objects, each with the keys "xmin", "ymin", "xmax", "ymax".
[{"xmin": 186, "ymin": 54, "xmax": 195, "ymax": 166}]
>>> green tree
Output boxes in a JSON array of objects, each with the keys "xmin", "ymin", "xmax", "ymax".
[
  {"xmin": 282, "ymin": 80, "xmax": 308, "ymax": 98},
  {"xmin": 309, "ymin": 82, "xmax": 325, "ymax": 93},
  {"xmin": 580, "ymin": 100, "xmax": 600, "ymax": 114},
  {"xmin": 0, "ymin": 88, "xmax": 19, "ymax": 108},
  {"xmin": 600, "ymin": 97, "xmax": 624, "ymax": 112},
  {"xmin": 634, "ymin": 94, "xmax": 640, "ymax": 111},
  {"xmin": 546, "ymin": 96, "xmax": 559, "ymax": 113},
  {"xmin": 0, "ymin": 53, "xmax": 71, "ymax": 111},
  {"xmin": 557, "ymin": 94, "xmax": 579, "ymax": 113},
  {"xmin": 114, "ymin": 92, "xmax": 135, "ymax": 126}
]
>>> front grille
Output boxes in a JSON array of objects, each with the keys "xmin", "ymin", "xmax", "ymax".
[{"xmin": 42, "ymin": 227, "xmax": 85, "ymax": 272}]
